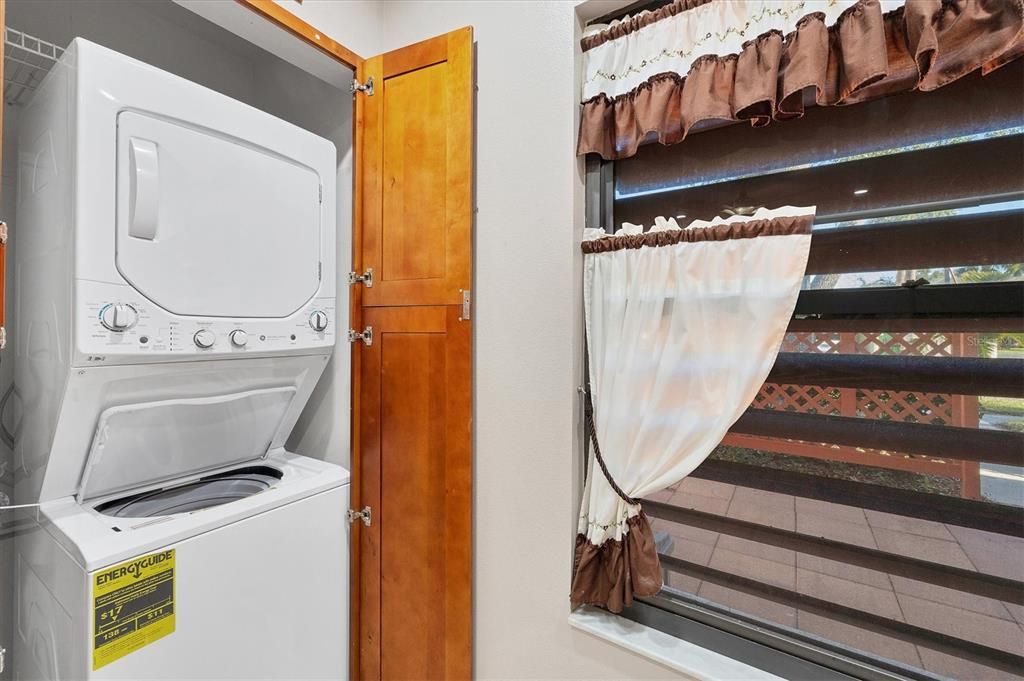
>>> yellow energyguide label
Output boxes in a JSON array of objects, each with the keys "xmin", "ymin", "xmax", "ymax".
[{"xmin": 92, "ymin": 549, "xmax": 176, "ymax": 670}]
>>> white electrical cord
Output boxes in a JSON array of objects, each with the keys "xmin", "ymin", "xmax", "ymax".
[{"xmin": 0, "ymin": 491, "xmax": 38, "ymax": 511}]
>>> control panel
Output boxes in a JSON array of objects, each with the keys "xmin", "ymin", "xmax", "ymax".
[{"xmin": 74, "ymin": 280, "xmax": 335, "ymax": 364}]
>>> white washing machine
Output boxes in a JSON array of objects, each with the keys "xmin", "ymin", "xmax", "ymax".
[{"xmin": 12, "ymin": 39, "xmax": 349, "ymax": 680}]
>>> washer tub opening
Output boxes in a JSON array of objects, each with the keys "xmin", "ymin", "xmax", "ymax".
[{"xmin": 94, "ymin": 466, "xmax": 283, "ymax": 518}]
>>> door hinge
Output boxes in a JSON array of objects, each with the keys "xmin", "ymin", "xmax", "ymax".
[
  {"xmin": 318, "ymin": 184, "xmax": 323, "ymax": 203},
  {"xmin": 0, "ymin": 327, "xmax": 6, "ymax": 351},
  {"xmin": 347, "ymin": 326, "xmax": 373, "ymax": 346},
  {"xmin": 1, "ymin": 645, "xmax": 5, "ymax": 675},
  {"xmin": 350, "ymin": 76, "xmax": 374, "ymax": 96},
  {"xmin": 347, "ymin": 506, "xmax": 371, "ymax": 526},
  {"xmin": 0, "ymin": 220, "xmax": 8, "ymax": 245},
  {"xmin": 459, "ymin": 289, "xmax": 471, "ymax": 321},
  {"xmin": 347, "ymin": 268, "xmax": 373, "ymax": 287}
]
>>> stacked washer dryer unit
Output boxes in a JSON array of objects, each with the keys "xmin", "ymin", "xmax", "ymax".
[{"xmin": 13, "ymin": 39, "xmax": 349, "ymax": 680}]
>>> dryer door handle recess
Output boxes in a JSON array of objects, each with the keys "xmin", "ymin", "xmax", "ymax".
[{"xmin": 128, "ymin": 138, "xmax": 160, "ymax": 240}]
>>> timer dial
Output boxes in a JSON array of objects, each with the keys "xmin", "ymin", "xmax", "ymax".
[
  {"xmin": 193, "ymin": 329, "xmax": 216, "ymax": 349},
  {"xmin": 309, "ymin": 310, "xmax": 329, "ymax": 332},
  {"xmin": 99, "ymin": 303, "xmax": 138, "ymax": 332}
]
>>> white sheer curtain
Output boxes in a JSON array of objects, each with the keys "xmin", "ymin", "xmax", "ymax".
[{"xmin": 571, "ymin": 206, "xmax": 815, "ymax": 612}]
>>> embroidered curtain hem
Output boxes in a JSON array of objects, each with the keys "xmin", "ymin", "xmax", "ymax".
[{"xmin": 570, "ymin": 512, "xmax": 661, "ymax": 612}]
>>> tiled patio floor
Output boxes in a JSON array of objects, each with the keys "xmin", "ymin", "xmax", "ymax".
[{"xmin": 648, "ymin": 477, "xmax": 1024, "ymax": 680}]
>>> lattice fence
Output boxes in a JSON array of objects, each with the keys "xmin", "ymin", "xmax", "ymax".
[{"xmin": 723, "ymin": 331, "xmax": 982, "ymax": 498}]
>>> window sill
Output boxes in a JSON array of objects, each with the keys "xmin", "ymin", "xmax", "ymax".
[{"xmin": 568, "ymin": 606, "xmax": 782, "ymax": 681}]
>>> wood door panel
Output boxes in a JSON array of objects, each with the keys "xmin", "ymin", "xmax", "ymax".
[
  {"xmin": 358, "ymin": 306, "xmax": 471, "ymax": 680},
  {"xmin": 382, "ymin": 35, "xmax": 447, "ymax": 79},
  {"xmin": 380, "ymin": 328, "xmax": 445, "ymax": 679},
  {"xmin": 361, "ymin": 28, "xmax": 472, "ymax": 307},
  {"xmin": 382, "ymin": 63, "xmax": 448, "ymax": 283},
  {"xmin": 355, "ymin": 25, "xmax": 473, "ymax": 681}
]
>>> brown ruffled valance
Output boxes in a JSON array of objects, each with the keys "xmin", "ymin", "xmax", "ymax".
[
  {"xmin": 570, "ymin": 512, "xmax": 662, "ymax": 613},
  {"xmin": 581, "ymin": 213, "xmax": 814, "ymax": 253},
  {"xmin": 578, "ymin": 0, "xmax": 1024, "ymax": 160}
]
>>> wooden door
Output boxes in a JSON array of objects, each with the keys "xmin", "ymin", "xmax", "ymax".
[{"xmin": 352, "ymin": 27, "xmax": 473, "ymax": 681}]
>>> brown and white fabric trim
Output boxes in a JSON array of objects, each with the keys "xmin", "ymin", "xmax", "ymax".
[
  {"xmin": 581, "ymin": 212, "xmax": 814, "ymax": 253},
  {"xmin": 580, "ymin": 0, "xmax": 714, "ymax": 52},
  {"xmin": 571, "ymin": 512, "xmax": 662, "ymax": 612},
  {"xmin": 578, "ymin": 0, "xmax": 1024, "ymax": 160}
]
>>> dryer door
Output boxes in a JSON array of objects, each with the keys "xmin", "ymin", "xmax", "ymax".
[{"xmin": 115, "ymin": 111, "xmax": 323, "ymax": 318}]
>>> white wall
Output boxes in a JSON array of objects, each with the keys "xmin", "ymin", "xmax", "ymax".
[
  {"xmin": 271, "ymin": 0, "xmax": 385, "ymax": 59},
  {"xmin": 7, "ymin": 0, "xmax": 259, "ymax": 101},
  {"xmin": 366, "ymin": 2, "xmax": 676, "ymax": 678}
]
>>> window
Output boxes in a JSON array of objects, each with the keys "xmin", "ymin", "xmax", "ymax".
[{"xmin": 590, "ymin": 58, "xmax": 1024, "ymax": 681}]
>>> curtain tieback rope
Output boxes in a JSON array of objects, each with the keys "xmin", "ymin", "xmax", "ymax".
[{"xmin": 583, "ymin": 389, "xmax": 639, "ymax": 506}]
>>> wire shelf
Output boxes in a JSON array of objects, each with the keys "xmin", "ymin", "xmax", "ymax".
[{"xmin": 4, "ymin": 27, "xmax": 64, "ymax": 107}]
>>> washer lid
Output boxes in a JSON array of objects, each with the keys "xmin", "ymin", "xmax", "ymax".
[
  {"xmin": 78, "ymin": 387, "xmax": 297, "ymax": 502},
  {"xmin": 115, "ymin": 111, "xmax": 322, "ymax": 318}
]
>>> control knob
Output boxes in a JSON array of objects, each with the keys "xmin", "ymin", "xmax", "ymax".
[
  {"xmin": 309, "ymin": 310, "xmax": 329, "ymax": 332},
  {"xmin": 229, "ymin": 330, "xmax": 248, "ymax": 347},
  {"xmin": 193, "ymin": 329, "xmax": 216, "ymax": 349},
  {"xmin": 99, "ymin": 303, "xmax": 138, "ymax": 332}
]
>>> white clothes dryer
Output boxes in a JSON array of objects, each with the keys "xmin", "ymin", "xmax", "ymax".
[{"xmin": 12, "ymin": 38, "xmax": 349, "ymax": 681}]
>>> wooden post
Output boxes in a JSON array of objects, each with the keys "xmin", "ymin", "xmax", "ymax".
[
  {"xmin": 838, "ymin": 332, "xmax": 858, "ymax": 419},
  {"xmin": 953, "ymin": 333, "xmax": 983, "ymax": 499}
]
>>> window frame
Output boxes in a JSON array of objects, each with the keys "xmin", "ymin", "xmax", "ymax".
[{"xmin": 580, "ymin": 109, "xmax": 1024, "ymax": 681}]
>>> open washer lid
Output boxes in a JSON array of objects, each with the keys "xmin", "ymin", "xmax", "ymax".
[{"xmin": 78, "ymin": 386, "xmax": 296, "ymax": 502}]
